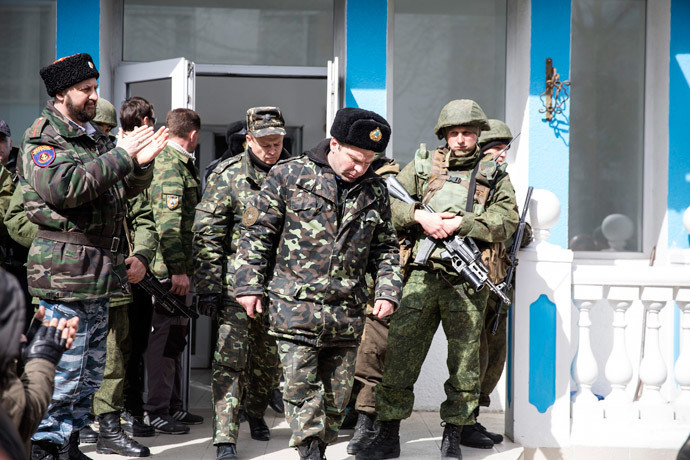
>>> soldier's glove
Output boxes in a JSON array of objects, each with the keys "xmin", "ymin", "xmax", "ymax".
[
  {"xmin": 22, "ymin": 324, "xmax": 66, "ymax": 366},
  {"xmin": 197, "ymin": 294, "xmax": 221, "ymax": 319}
]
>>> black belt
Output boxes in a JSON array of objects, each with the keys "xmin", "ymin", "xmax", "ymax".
[{"xmin": 37, "ymin": 229, "xmax": 122, "ymax": 253}]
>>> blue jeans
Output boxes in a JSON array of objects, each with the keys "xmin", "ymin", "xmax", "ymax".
[{"xmin": 31, "ymin": 298, "xmax": 109, "ymax": 445}]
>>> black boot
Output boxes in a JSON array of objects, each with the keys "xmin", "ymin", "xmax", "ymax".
[
  {"xmin": 216, "ymin": 443, "xmax": 238, "ymax": 460},
  {"xmin": 460, "ymin": 423, "xmax": 493, "ymax": 449},
  {"xmin": 96, "ymin": 412, "xmax": 151, "ymax": 457},
  {"xmin": 440, "ymin": 422, "xmax": 462, "ymax": 460},
  {"xmin": 296, "ymin": 437, "xmax": 322, "ymax": 460},
  {"xmin": 31, "ymin": 440, "xmax": 60, "ymax": 460},
  {"xmin": 121, "ymin": 410, "xmax": 155, "ymax": 437},
  {"xmin": 268, "ymin": 388, "xmax": 285, "ymax": 414},
  {"xmin": 355, "ymin": 419, "xmax": 400, "ymax": 460},
  {"xmin": 61, "ymin": 432, "xmax": 92, "ymax": 460},
  {"xmin": 347, "ymin": 412, "xmax": 377, "ymax": 454},
  {"xmin": 78, "ymin": 425, "xmax": 98, "ymax": 444},
  {"xmin": 246, "ymin": 414, "xmax": 271, "ymax": 441},
  {"xmin": 471, "ymin": 407, "xmax": 503, "ymax": 444}
]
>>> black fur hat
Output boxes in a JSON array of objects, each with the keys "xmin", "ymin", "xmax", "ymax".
[
  {"xmin": 40, "ymin": 53, "xmax": 100, "ymax": 97},
  {"xmin": 330, "ymin": 107, "xmax": 391, "ymax": 152}
]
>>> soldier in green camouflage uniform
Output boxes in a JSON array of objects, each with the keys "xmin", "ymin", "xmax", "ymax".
[
  {"xmin": 90, "ymin": 99, "xmax": 157, "ymax": 457},
  {"xmin": 143, "ymin": 108, "xmax": 204, "ymax": 434},
  {"xmin": 193, "ymin": 107, "xmax": 289, "ymax": 460},
  {"xmin": 358, "ymin": 101, "xmax": 519, "ymax": 460},
  {"xmin": 20, "ymin": 53, "xmax": 167, "ymax": 460},
  {"xmin": 0, "ymin": 162, "xmax": 13, "ymax": 266},
  {"xmin": 233, "ymin": 108, "xmax": 403, "ymax": 460}
]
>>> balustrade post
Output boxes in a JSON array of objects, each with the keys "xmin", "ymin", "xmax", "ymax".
[
  {"xmin": 674, "ymin": 292, "xmax": 690, "ymax": 421},
  {"xmin": 603, "ymin": 287, "xmax": 636, "ymax": 420}
]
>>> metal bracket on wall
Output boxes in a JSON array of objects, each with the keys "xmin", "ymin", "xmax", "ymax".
[{"xmin": 539, "ymin": 58, "xmax": 571, "ymax": 121}]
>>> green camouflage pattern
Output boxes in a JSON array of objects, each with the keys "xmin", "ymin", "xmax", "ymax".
[
  {"xmin": 393, "ymin": 146, "xmax": 519, "ymax": 267},
  {"xmin": 232, "ymin": 139, "xmax": 403, "ymax": 347},
  {"xmin": 278, "ymin": 339, "xmax": 357, "ymax": 446},
  {"xmin": 192, "ymin": 149, "xmax": 282, "ymax": 444},
  {"xmin": 211, "ymin": 303, "xmax": 279, "ymax": 444},
  {"xmin": 376, "ymin": 142, "xmax": 518, "ymax": 425},
  {"xmin": 148, "ymin": 145, "xmax": 200, "ymax": 278},
  {"xmin": 0, "ymin": 163, "xmax": 13, "ymax": 265},
  {"xmin": 479, "ymin": 288, "xmax": 511, "ymax": 407},
  {"xmin": 93, "ymin": 303, "xmax": 129, "ymax": 415},
  {"xmin": 478, "ymin": 119, "xmax": 513, "ymax": 147},
  {"xmin": 4, "ymin": 181, "xmax": 38, "ymax": 248},
  {"xmin": 20, "ymin": 101, "xmax": 154, "ymax": 301},
  {"xmin": 434, "ymin": 99, "xmax": 490, "ymax": 139},
  {"xmin": 376, "ymin": 269, "xmax": 487, "ymax": 425}
]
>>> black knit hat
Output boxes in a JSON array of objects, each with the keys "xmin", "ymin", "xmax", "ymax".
[
  {"xmin": 40, "ymin": 53, "xmax": 100, "ymax": 97},
  {"xmin": 330, "ymin": 107, "xmax": 391, "ymax": 152}
]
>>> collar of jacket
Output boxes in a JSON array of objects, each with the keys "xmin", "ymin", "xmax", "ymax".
[
  {"xmin": 44, "ymin": 100, "xmax": 96, "ymax": 140},
  {"xmin": 242, "ymin": 147, "xmax": 289, "ymax": 186},
  {"xmin": 306, "ymin": 138, "xmax": 377, "ymax": 183}
]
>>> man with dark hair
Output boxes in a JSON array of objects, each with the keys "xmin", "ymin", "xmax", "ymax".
[
  {"xmin": 119, "ymin": 97, "xmax": 156, "ymax": 133},
  {"xmin": 143, "ymin": 108, "xmax": 203, "ymax": 435},
  {"xmin": 233, "ymin": 107, "xmax": 403, "ymax": 460},
  {"xmin": 21, "ymin": 52, "xmax": 167, "ymax": 460}
]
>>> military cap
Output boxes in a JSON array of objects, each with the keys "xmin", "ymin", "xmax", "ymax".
[
  {"xmin": 93, "ymin": 98, "xmax": 118, "ymax": 128},
  {"xmin": 478, "ymin": 119, "xmax": 513, "ymax": 151},
  {"xmin": 0, "ymin": 120, "xmax": 10, "ymax": 137},
  {"xmin": 40, "ymin": 53, "xmax": 100, "ymax": 97},
  {"xmin": 246, "ymin": 107, "xmax": 286, "ymax": 137},
  {"xmin": 330, "ymin": 107, "xmax": 391, "ymax": 152},
  {"xmin": 434, "ymin": 99, "xmax": 490, "ymax": 139}
]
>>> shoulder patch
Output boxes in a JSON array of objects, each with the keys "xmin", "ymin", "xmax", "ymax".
[
  {"xmin": 242, "ymin": 206, "xmax": 259, "ymax": 226},
  {"xmin": 31, "ymin": 145, "xmax": 56, "ymax": 167},
  {"xmin": 166, "ymin": 194, "xmax": 181, "ymax": 210}
]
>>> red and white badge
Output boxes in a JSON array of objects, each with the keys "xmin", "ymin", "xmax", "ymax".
[{"xmin": 31, "ymin": 145, "xmax": 56, "ymax": 167}]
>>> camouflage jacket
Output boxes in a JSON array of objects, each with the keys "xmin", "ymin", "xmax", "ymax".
[
  {"xmin": 233, "ymin": 139, "xmax": 403, "ymax": 347},
  {"xmin": 392, "ymin": 145, "xmax": 519, "ymax": 266},
  {"xmin": 19, "ymin": 101, "xmax": 154, "ymax": 301},
  {"xmin": 192, "ymin": 148, "xmax": 289, "ymax": 298},
  {"xmin": 148, "ymin": 143, "xmax": 200, "ymax": 279},
  {"xmin": 0, "ymin": 163, "xmax": 13, "ymax": 265}
]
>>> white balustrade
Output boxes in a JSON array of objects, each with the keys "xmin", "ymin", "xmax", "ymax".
[
  {"xmin": 674, "ymin": 293, "xmax": 690, "ymax": 421},
  {"xmin": 571, "ymin": 298, "xmax": 599, "ymax": 405}
]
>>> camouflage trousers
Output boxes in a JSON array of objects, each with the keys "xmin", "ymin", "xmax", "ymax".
[
  {"xmin": 278, "ymin": 339, "xmax": 357, "ymax": 447},
  {"xmin": 93, "ymin": 304, "xmax": 129, "ymax": 415},
  {"xmin": 32, "ymin": 298, "xmax": 109, "ymax": 445},
  {"xmin": 353, "ymin": 315, "xmax": 390, "ymax": 414},
  {"xmin": 376, "ymin": 269, "xmax": 486, "ymax": 425},
  {"xmin": 479, "ymin": 289, "xmax": 511, "ymax": 407},
  {"xmin": 212, "ymin": 302, "xmax": 279, "ymax": 445}
]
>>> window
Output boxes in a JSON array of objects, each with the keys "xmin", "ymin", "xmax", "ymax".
[
  {"xmin": 123, "ymin": 0, "xmax": 333, "ymax": 66},
  {"xmin": 569, "ymin": 0, "xmax": 646, "ymax": 252},
  {"xmin": 0, "ymin": 1, "xmax": 56, "ymax": 139},
  {"xmin": 392, "ymin": 0, "xmax": 507, "ymax": 165}
]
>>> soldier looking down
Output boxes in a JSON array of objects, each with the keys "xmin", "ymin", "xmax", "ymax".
[{"xmin": 233, "ymin": 107, "xmax": 403, "ymax": 460}]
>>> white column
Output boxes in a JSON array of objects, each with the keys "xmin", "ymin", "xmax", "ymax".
[
  {"xmin": 603, "ymin": 287, "xmax": 636, "ymax": 420},
  {"xmin": 674, "ymin": 291, "xmax": 690, "ymax": 421},
  {"xmin": 571, "ymin": 293, "xmax": 601, "ymax": 408}
]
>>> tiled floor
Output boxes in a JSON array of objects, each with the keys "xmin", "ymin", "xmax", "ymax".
[{"xmin": 81, "ymin": 369, "xmax": 522, "ymax": 460}]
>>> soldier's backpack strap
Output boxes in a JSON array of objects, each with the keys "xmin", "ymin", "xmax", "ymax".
[
  {"xmin": 374, "ymin": 161, "xmax": 400, "ymax": 177},
  {"xmin": 422, "ymin": 148, "xmax": 449, "ymax": 205}
]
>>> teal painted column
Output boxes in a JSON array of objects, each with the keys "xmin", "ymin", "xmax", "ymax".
[
  {"xmin": 345, "ymin": 0, "xmax": 387, "ymax": 116},
  {"xmin": 56, "ymin": 0, "xmax": 100, "ymax": 70},
  {"xmin": 669, "ymin": 1, "xmax": 690, "ymax": 250},
  {"xmin": 528, "ymin": 0, "xmax": 571, "ymax": 248}
]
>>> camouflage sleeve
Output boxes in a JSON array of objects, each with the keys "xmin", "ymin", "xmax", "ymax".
[
  {"xmin": 123, "ymin": 161, "xmax": 154, "ymax": 200},
  {"xmin": 4, "ymin": 180, "xmax": 38, "ymax": 248},
  {"xmin": 192, "ymin": 171, "xmax": 233, "ymax": 296},
  {"xmin": 127, "ymin": 191, "xmax": 158, "ymax": 266},
  {"xmin": 0, "ymin": 164, "xmax": 13, "ymax": 237},
  {"xmin": 149, "ymin": 156, "xmax": 186, "ymax": 275},
  {"xmin": 369, "ymin": 188, "xmax": 404, "ymax": 305},
  {"xmin": 233, "ymin": 167, "xmax": 286, "ymax": 297},
  {"xmin": 22, "ymin": 135, "xmax": 133, "ymax": 209},
  {"xmin": 457, "ymin": 172, "xmax": 520, "ymax": 243},
  {"xmin": 390, "ymin": 159, "xmax": 421, "ymax": 230}
]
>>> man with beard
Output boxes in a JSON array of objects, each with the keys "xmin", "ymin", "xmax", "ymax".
[{"xmin": 20, "ymin": 53, "xmax": 168, "ymax": 460}]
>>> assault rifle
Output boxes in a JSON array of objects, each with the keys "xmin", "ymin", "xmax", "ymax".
[
  {"xmin": 137, "ymin": 270, "xmax": 199, "ymax": 319},
  {"xmin": 491, "ymin": 186, "xmax": 533, "ymax": 335},
  {"xmin": 385, "ymin": 176, "xmax": 510, "ymax": 305}
]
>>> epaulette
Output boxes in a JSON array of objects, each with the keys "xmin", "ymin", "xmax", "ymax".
[
  {"xmin": 276, "ymin": 152, "xmax": 305, "ymax": 166},
  {"xmin": 213, "ymin": 153, "xmax": 243, "ymax": 174},
  {"xmin": 28, "ymin": 117, "xmax": 48, "ymax": 140}
]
